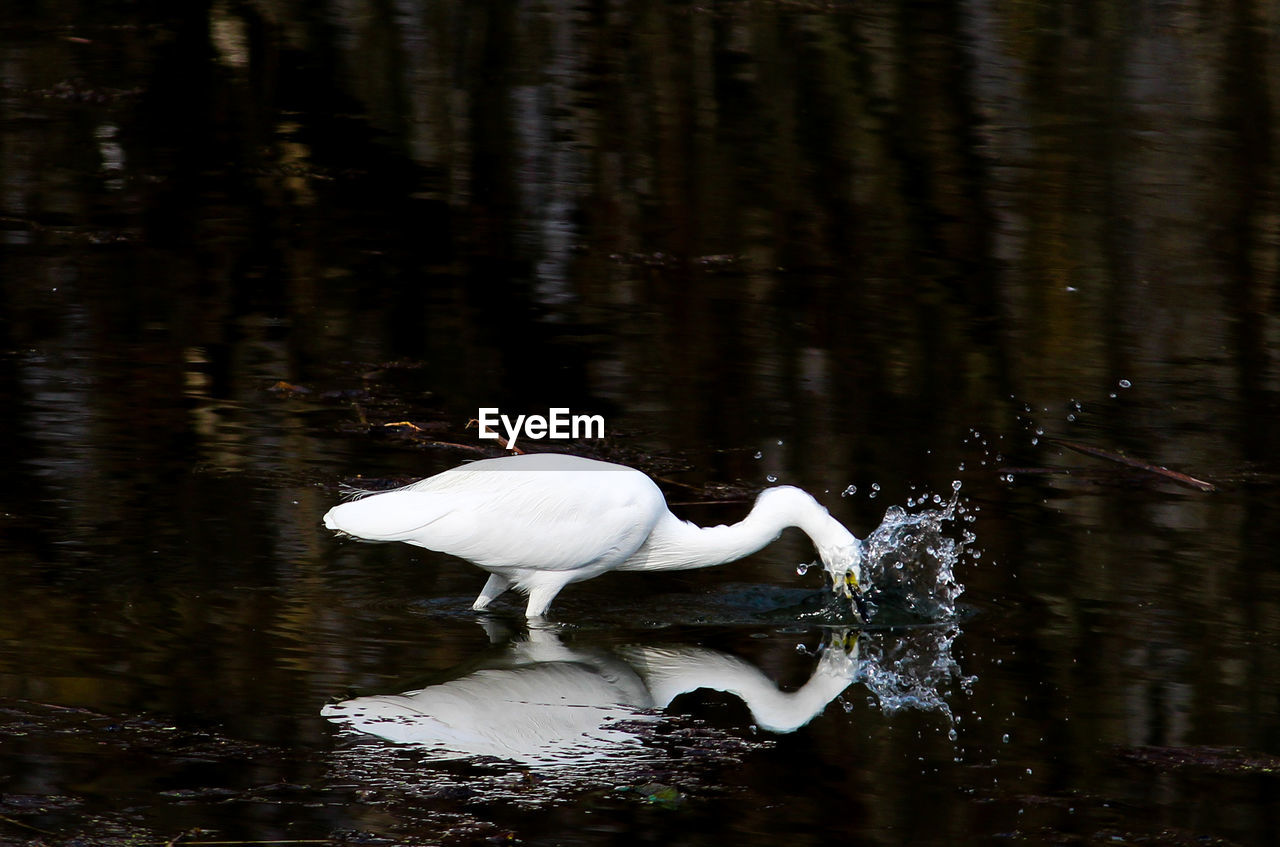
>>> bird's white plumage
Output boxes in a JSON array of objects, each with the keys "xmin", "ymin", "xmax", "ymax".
[{"xmin": 324, "ymin": 453, "xmax": 863, "ymax": 617}]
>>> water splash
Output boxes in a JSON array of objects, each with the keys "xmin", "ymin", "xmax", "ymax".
[
  {"xmin": 838, "ymin": 481, "xmax": 976, "ymax": 719},
  {"xmin": 858, "ymin": 480, "xmax": 969, "ymax": 624},
  {"xmin": 853, "ymin": 625, "xmax": 973, "ymax": 719}
]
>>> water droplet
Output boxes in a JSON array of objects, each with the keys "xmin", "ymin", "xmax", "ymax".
[
  {"xmin": 1002, "ymin": 733, "xmax": 1010, "ymax": 743},
  {"xmin": 871, "ymin": 483, "xmax": 881, "ymax": 491},
  {"xmin": 952, "ymin": 480, "xmax": 962, "ymax": 491},
  {"xmin": 777, "ymin": 439, "xmax": 784, "ymax": 446},
  {"xmin": 796, "ymin": 563, "xmax": 810, "ymax": 576},
  {"xmin": 1119, "ymin": 378, "xmax": 1131, "ymax": 388},
  {"xmin": 948, "ymin": 728, "xmax": 958, "ymax": 742},
  {"xmin": 754, "ymin": 451, "xmax": 763, "ymax": 459},
  {"xmin": 1066, "ymin": 413, "xmax": 1076, "ymax": 422},
  {"xmin": 841, "ymin": 484, "xmax": 857, "ymax": 497},
  {"xmin": 766, "ymin": 474, "xmax": 777, "ymax": 483}
]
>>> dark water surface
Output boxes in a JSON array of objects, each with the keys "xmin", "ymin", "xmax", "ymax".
[{"xmin": 3, "ymin": 2, "xmax": 1279, "ymax": 845}]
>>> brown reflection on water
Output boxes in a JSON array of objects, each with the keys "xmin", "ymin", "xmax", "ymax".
[{"xmin": 1, "ymin": 2, "xmax": 1279, "ymax": 845}]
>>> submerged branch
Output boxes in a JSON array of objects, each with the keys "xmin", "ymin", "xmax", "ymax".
[
  {"xmin": 0, "ymin": 813, "xmax": 55, "ymax": 836},
  {"xmin": 464, "ymin": 418, "xmax": 526, "ymax": 454},
  {"xmin": 1044, "ymin": 438, "xmax": 1216, "ymax": 492}
]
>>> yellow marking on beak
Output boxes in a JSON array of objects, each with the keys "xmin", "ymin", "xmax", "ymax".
[{"xmin": 844, "ymin": 570, "xmax": 860, "ymax": 596}]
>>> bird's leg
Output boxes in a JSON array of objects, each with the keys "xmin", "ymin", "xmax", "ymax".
[
  {"xmin": 472, "ymin": 573, "xmax": 514, "ymax": 611},
  {"xmin": 524, "ymin": 578, "xmax": 570, "ymax": 618}
]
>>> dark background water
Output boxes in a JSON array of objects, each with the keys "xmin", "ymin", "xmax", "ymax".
[{"xmin": 2, "ymin": 2, "xmax": 1279, "ymax": 845}]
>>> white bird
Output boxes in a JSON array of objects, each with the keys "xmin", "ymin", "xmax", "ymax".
[{"xmin": 323, "ymin": 452, "xmax": 865, "ymax": 618}]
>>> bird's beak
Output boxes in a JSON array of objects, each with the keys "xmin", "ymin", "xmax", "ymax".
[{"xmin": 842, "ymin": 569, "xmax": 870, "ymax": 622}]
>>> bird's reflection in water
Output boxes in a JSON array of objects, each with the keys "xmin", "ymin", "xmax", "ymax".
[
  {"xmin": 323, "ymin": 620, "xmax": 965, "ymax": 771},
  {"xmin": 324, "ymin": 623, "xmax": 860, "ymax": 767},
  {"xmin": 324, "ymin": 623, "xmax": 673, "ymax": 767}
]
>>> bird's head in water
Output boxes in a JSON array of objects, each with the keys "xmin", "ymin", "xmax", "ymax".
[{"xmin": 821, "ymin": 541, "xmax": 870, "ymax": 622}]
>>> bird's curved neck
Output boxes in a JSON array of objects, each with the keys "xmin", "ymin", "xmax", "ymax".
[
  {"xmin": 623, "ymin": 645, "xmax": 856, "ymax": 732},
  {"xmin": 621, "ymin": 488, "xmax": 854, "ymax": 572}
]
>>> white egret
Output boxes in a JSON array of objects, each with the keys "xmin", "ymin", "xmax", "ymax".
[{"xmin": 323, "ymin": 452, "xmax": 865, "ymax": 617}]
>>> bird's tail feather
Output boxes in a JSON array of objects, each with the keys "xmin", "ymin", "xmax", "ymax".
[{"xmin": 323, "ymin": 490, "xmax": 457, "ymax": 542}]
